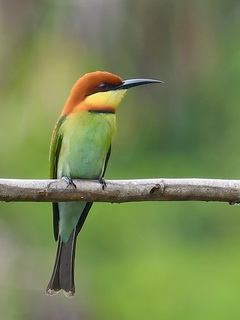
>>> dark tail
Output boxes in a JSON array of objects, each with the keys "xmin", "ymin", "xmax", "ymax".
[{"xmin": 46, "ymin": 229, "xmax": 77, "ymax": 297}]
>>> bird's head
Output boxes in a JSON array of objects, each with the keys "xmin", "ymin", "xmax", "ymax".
[{"xmin": 61, "ymin": 71, "xmax": 162, "ymax": 115}]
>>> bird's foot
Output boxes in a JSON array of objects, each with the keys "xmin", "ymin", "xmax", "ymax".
[
  {"xmin": 99, "ymin": 177, "xmax": 107, "ymax": 190},
  {"xmin": 62, "ymin": 176, "xmax": 77, "ymax": 189}
]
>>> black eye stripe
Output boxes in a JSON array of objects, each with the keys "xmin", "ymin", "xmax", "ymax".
[
  {"xmin": 85, "ymin": 82, "xmax": 122, "ymax": 97},
  {"xmin": 99, "ymin": 83, "xmax": 108, "ymax": 90}
]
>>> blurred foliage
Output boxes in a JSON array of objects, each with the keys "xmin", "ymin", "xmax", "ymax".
[{"xmin": 1, "ymin": 0, "xmax": 240, "ymax": 319}]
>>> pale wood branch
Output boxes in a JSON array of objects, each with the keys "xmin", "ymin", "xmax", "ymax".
[{"xmin": 0, "ymin": 178, "xmax": 240, "ymax": 204}]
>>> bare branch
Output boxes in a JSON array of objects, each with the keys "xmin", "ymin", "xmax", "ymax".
[{"xmin": 0, "ymin": 178, "xmax": 240, "ymax": 204}]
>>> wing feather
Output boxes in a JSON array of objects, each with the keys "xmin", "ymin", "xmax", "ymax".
[
  {"xmin": 49, "ymin": 115, "xmax": 66, "ymax": 240},
  {"xmin": 102, "ymin": 146, "xmax": 111, "ymax": 177}
]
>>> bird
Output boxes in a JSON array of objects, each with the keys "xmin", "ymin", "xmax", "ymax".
[{"xmin": 46, "ymin": 71, "xmax": 162, "ymax": 296}]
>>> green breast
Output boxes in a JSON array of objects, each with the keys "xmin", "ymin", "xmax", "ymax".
[{"xmin": 57, "ymin": 111, "xmax": 116, "ymax": 179}]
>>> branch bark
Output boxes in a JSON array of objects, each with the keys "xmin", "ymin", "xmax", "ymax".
[{"xmin": 0, "ymin": 178, "xmax": 240, "ymax": 204}]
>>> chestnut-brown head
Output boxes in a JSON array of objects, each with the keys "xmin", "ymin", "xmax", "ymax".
[{"xmin": 61, "ymin": 71, "xmax": 162, "ymax": 115}]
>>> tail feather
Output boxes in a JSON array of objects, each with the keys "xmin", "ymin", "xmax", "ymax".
[
  {"xmin": 47, "ymin": 202, "xmax": 93, "ymax": 296},
  {"xmin": 46, "ymin": 230, "xmax": 77, "ymax": 296}
]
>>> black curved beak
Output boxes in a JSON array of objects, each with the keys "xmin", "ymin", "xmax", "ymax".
[{"xmin": 114, "ymin": 78, "xmax": 163, "ymax": 90}]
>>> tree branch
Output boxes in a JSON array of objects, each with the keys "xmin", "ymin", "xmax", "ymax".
[{"xmin": 0, "ymin": 178, "xmax": 240, "ymax": 204}]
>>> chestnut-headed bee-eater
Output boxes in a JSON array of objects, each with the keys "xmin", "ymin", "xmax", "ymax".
[{"xmin": 46, "ymin": 71, "xmax": 162, "ymax": 296}]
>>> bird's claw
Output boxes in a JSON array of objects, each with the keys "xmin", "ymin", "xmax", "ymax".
[
  {"xmin": 99, "ymin": 177, "xmax": 107, "ymax": 190},
  {"xmin": 62, "ymin": 176, "xmax": 77, "ymax": 189}
]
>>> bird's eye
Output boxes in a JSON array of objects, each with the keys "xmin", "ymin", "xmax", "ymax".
[{"xmin": 99, "ymin": 83, "xmax": 108, "ymax": 91}]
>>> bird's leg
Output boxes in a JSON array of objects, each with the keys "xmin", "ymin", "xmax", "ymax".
[
  {"xmin": 99, "ymin": 177, "xmax": 107, "ymax": 190},
  {"xmin": 62, "ymin": 176, "xmax": 77, "ymax": 189}
]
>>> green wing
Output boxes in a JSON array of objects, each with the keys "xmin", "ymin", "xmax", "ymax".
[
  {"xmin": 102, "ymin": 146, "xmax": 111, "ymax": 177},
  {"xmin": 49, "ymin": 115, "xmax": 66, "ymax": 240},
  {"xmin": 49, "ymin": 115, "xmax": 66, "ymax": 179}
]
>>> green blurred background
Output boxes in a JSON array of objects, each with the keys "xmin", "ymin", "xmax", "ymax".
[{"xmin": 1, "ymin": 0, "xmax": 240, "ymax": 319}]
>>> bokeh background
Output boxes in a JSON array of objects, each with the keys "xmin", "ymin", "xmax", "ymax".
[{"xmin": 1, "ymin": 0, "xmax": 240, "ymax": 319}]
